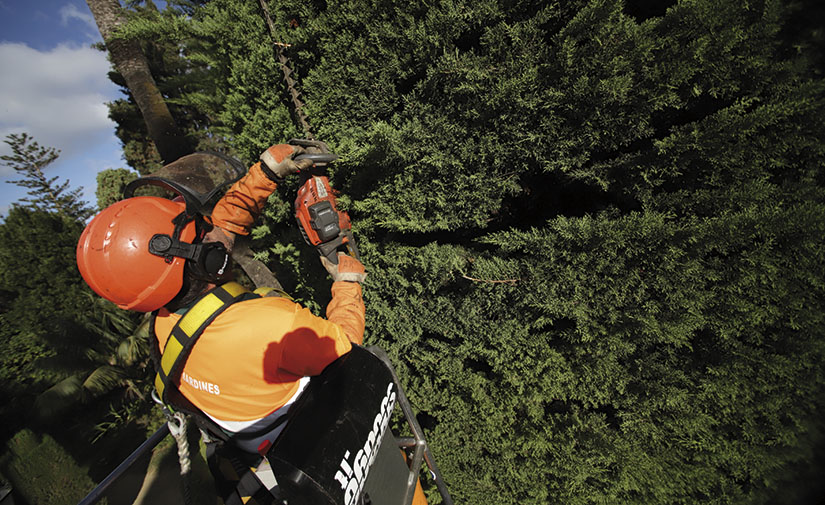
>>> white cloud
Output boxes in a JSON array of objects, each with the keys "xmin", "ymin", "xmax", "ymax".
[
  {"xmin": 60, "ymin": 3, "xmax": 96, "ymax": 30},
  {"xmin": 0, "ymin": 41, "xmax": 121, "ymax": 177},
  {"xmin": 59, "ymin": 3, "xmax": 99, "ymax": 38}
]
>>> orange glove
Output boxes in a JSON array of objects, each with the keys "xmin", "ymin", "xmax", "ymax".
[
  {"xmin": 260, "ymin": 144, "xmax": 313, "ymax": 181},
  {"xmin": 320, "ymin": 253, "xmax": 367, "ymax": 283}
]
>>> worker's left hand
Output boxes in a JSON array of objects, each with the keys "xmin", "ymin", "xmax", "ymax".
[{"xmin": 260, "ymin": 144, "xmax": 314, "ymax": 181}]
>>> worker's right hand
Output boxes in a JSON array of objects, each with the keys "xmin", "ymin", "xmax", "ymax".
[
  {"xmin": 259, "ymin": 144, "xmax": 314, "ymax": 181},
  {"xmin": 320, "ymin": 253, "xmax": 367, "ymax": 283}
]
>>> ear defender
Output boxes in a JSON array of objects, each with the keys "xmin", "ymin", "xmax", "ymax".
[
  {"xmin": 149, "ymin": 234, "xmax": 230, "ymax": 283},
  {"xmin": 200, "ymin": 243, "xmax": 231, "ymax": 279}
]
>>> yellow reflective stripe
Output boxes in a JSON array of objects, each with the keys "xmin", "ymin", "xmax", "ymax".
[
  {"xmin": 222, "ymin": 281, "xmax": 247, "ymax": 298},
  {"xmin": 161, "ymin": 337, "xmax": 184, "ymax": 374},
  {"xmin": 179, "ymin": 282, "xmax": 248, "ymax": 335},
  {"xmin": 253, "ymin": 286, "xmax": 294, "ymax": 301},
  {"xmin": 179, "ymin": 293, "xmax": 223, "ymax": 335},
  {"xmin": 154, "ymin": 374, "xmax": 166, "ymax": 397}
]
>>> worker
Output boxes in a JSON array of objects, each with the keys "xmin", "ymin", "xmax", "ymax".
[{"xmin": 76, "ymin": 144, "xmax": 367, "ymax": 504}]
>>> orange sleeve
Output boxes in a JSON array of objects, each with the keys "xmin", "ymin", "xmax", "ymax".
[
  {"xmin": 326, "ymin": 281, "xmax": 365, "ymax": 345},
  {"xmin": 210, "ymin": 162, "xmax": 278, "ymax": 235}
]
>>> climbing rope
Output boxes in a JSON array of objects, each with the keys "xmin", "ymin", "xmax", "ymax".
[
  {"xmin": 167, "ymin": 411, "xmax": 193, "ymax": 505},
  {"xmin": 153, "ymin": 390, "xmax": 193, "ymax": 505}
]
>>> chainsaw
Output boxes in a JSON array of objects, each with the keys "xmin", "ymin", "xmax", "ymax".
[{"xmin": 289, "ymin": 138, "xmax": 360, "ymax": 265}]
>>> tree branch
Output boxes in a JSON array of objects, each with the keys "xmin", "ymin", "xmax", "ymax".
[{"xmin": 459, "ymin": 273, "xmax": 520, "ymax": 285}]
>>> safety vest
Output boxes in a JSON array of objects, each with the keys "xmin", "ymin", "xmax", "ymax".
[{"xmin": 150, "ymin": 281, "xmax": 292, "ymax": 443}]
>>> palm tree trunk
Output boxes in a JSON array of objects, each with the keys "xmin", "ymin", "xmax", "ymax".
[{"xmin": 86, "ymin": 0, "xmax": 192, "ymax": 165}]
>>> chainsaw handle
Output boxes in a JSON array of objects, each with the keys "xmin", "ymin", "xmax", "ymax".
[
  {"xmin": 289, "ymin": 138, "xmax": 329, "ymax": 151},
  {"xmin": 295, "ymin": 153, "xmax": 338, "ymax": 164},
  {"xmin": 316, "ymin": 232, "xmax": 360, "ymax": 265}
]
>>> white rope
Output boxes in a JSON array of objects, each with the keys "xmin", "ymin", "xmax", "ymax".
[{"xmin": 168, "ymin": 411, "xmax": 192, "ymax": 505}]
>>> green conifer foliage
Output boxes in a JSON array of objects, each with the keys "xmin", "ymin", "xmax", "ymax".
[
  {"xmin": 1, "ymin": 133, "xmax": 93, "ymax": 220},
  {"xmin": 95, "ymin": 167, "xmax": 138, "ymax": 210},
  {"xmin": 104, "ymin": 0, "xmax": 825, "ymax": 502}
]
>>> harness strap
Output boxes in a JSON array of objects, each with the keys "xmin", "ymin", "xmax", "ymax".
[
  {"xmin": 155, "ymin": 281, "xmax": 249, "ymax": 401},
  {"xmin": 150, "ymin": 281, "xmax": 296, "ymax": 444},
  {"xmin": 206, "ymin": 439, "xmax": 282, "ymax": 505},
  {"xmin": 151, "ymin": 281, "xmax": 293, "ymax": 504}
]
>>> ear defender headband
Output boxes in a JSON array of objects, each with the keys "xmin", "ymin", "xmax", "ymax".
[{"xmin": 148, "ymin": 212, "xmax": 230, "ymax": 283}]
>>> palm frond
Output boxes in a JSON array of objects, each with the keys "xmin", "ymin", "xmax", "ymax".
[
  {"xmin": 82, "ymin": 365, "xmax": 128, "ymax": 396},
  {"xmin": 117, "ymin": 316, "xmax": 151, "ymax": 365},
  {"xmin": 79, "ymin": 290, "xmax": 139, "ymax": 345},
  {"xmin": 34, "ymin": 375, "xmax": 84, "ymax": 419}
]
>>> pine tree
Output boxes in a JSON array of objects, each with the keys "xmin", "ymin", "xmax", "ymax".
[
  {"xmin": 86, "ymin": 0, "xmax": 193, "ymax": 165},
  {"xmin": 1, "ymin": 133, "xmax": 93, "ymax": 220},
  {"xmin": 98, "ymin": 0, "xmax": 239, "ymax": 173}
]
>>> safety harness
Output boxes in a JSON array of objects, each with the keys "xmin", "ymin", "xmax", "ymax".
[{"xmin": 150, "ymin": 281, "xmax": 291, "ymax": 505}]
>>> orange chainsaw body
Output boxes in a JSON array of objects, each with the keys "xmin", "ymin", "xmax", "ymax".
[{"xmin": 294, "ymin": 173, "xmax": 358, "ymax": 264}]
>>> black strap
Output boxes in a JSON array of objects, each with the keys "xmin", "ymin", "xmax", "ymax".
[{"xmin": 207, "ymin": 441, "xmax": 281, "ymax": 505}]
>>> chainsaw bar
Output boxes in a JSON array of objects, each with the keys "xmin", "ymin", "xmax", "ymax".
[
  {"xmin": 258, "ymin": 0, "xmax": 314, "ymax": 140},
  {"xmin": 257, "ymin": 3, "xmax": 360, "ymax": 266}
]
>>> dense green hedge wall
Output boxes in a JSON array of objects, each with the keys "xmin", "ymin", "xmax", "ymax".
[{"xmin": 110, "ymin": 0, "xmax": 825, "ymax": 502}]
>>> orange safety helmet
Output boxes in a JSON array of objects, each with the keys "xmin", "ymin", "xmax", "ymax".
[
  {"xmin": 79, "ymin": 152, "xmax": 244, "ymax": 312},
  {"xmin": 77, "ymin": 196, "xmax": 198, "ymax": 312}
]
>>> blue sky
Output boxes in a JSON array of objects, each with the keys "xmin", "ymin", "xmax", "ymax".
[{"xmin": 0, "ymin": 0, "xmax": 133, "ymax": 216}]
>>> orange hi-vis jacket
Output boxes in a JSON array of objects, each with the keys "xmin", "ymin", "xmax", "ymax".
[
  {"xmin": 154, "ymin": 280, "xmax": 365, "ymax": 423},
  {"xmin": 155, "ymin": 157, "xmax": 365, "ymax": 428}
]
